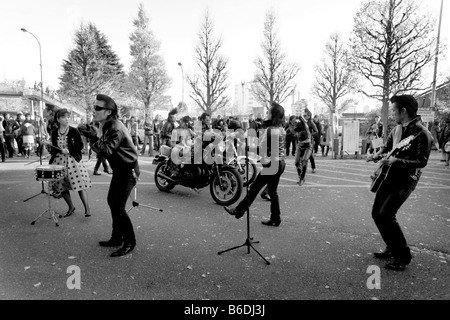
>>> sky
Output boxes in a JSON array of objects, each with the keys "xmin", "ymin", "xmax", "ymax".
[{"xmin": 1, "ymin": 0, "xmax": 449, "ymax": 114}]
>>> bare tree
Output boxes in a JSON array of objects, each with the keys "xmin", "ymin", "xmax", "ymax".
[
  {"xmin": 252, "ymin": 10, "xmax": 300, "ymax": 109},
  {"xmin": 311, "ymin": 32, "xmax": 356, "ymax": 137},
  {"xmin": 350, "ymin": 0, "xmax": 436, "ymax": 138},
  {"xmin": 187, "ymin": 10, "xmax": 230, "ymax": 114},
  {"xmin": 128, "ymin": 3, "xmax": 171, "ymax": 118}
]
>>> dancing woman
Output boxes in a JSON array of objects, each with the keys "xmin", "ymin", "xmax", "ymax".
[{"xmin": 224, "ymin": 102, "xmax": 286, "ymax": 227}]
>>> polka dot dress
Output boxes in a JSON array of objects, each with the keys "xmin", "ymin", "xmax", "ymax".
[{"xmin": 49, "ymin": 130, "xmax": 91, "ymax": 194}]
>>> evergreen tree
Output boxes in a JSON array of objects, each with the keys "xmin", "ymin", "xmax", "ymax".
[
  {"xmin": 128, "ymin": 3, "xmax": 171, "ymax": 118},
  {"xmin": 59, "ymin": 22, "xmax": 125, "ymax": 113}
]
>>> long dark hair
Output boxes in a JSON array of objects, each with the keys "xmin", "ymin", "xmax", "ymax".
[
  {"xmin": 96, "ymin": 94, "xmax": 119, "ymax": 119},
  {"xmin": 269, "ymin": 102, "xmax": 285, "ymax": 127}
]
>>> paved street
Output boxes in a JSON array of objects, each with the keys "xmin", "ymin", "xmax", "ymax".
[{"xmin": 0, "ymin": 151, "xmax": 449, "ymax": 301}]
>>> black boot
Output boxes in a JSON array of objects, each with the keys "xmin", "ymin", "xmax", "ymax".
[
  {"xmin": 110, "ymin": 243, "xmax": 135, "ymax": 257},
  {"xmin": 373, "ymin": 249, "xmax": 393, "ymax": 259},
  {"xmin": 99, "ymin": 238, "xmax": 123, "ymax": 247},
  {"xmin": 261, "ymin": 219, "xmax": 281, "ymax": 227}
]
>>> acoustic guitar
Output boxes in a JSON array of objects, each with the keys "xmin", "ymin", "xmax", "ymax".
[{"xmin": 369, "ymin": 134, "xmax": 419, "ymax": 193}]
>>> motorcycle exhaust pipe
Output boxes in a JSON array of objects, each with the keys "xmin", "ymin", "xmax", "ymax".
[{"xmin": 157, "ymin": 172, "xmax": 177, "ymax": 184}]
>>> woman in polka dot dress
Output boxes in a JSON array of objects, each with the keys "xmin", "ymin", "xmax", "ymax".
[{"xmin": 49, "ymin": 108, "xmax": 92, "ymax": 217}]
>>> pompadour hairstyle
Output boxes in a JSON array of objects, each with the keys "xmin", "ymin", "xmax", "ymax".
[{"xmin": 390, "ymin": 95, "xmax": 418, "ymax": 118}]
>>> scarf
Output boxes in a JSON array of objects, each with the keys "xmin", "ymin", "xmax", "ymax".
[{"xmin": 393, "ymin": 124, "xmax": 403, "ymax": 147}]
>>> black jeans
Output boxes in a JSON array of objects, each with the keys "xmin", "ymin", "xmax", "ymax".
[
  {"xmin": 107, "ymin": 170, "xmax": 137, "ymax": 245},
  {"xmin": 0, "ymin": 139, "xmax": 5, "ymax": 160},
  {"xmin": 313, "ymin": 136, "xmax": 320, "ymax": 153},
  {"xmin": 286, "ymin": 135, "xmax": 296, "ymax": 156},
  {"xmin": 320, "ymin": 144, "xmax": 330, "ymax": 156},
  {"xmin": 154, "ymin": 133, "xmax": 160, "ymax": 151},
  {"xmin": 4, "ymin": 136, "xmax": 15, "ymax": 157},
  {"xmin": 309, "ymin": 141, "xmax": 316, "ymax": 169},
  {"xmin": 371, "ymin": 176, "xmax": 418, "ymax": 259},
  {"xmin": 236, "ymin": 160, "xmax": 286, "ymax": 222},
  {"xmin": 295, "ymin": 147, "xmax": 311, "ymax": 181}
]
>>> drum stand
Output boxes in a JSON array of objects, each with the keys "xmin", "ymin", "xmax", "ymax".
[
  {"xmin": 24, "ymin": 119, "xmax": 48, "ymax": 202},
  {"xmin": 31, "ymin": 181, "xmax": 62, "ymax": 227}
]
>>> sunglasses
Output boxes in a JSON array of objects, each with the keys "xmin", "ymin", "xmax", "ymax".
[{"xmin": 94, "ymin": 106, "xmax": 107, "ymax": 111}]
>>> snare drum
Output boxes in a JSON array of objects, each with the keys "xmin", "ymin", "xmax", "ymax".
[{"xmin": 35, "ymin": 165, "xmax": 67, "ymax": 181}]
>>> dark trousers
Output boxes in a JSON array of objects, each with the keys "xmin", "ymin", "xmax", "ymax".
[
  {"xmin": 371, "ymin": 177, "xmax": 417, "ymax": 260},
  {"xmin": 286, "ymin": 135, "xmax": 296, "ymax": 156},
  {"xmin": 154, "ymin": 133, "xmax": 160, "ymax": 151},
  {"xmin": 0, "ymin": 139, "xmax": 5, "ymax": 160},
  {"xmin": 16, "ymin": 136, "xmax": 23, "ymax": 155},
  {"xmin": 295, "ymin": 146, "xmax": 312, "ymax": 181},
  {"xmin": 236, "ymin": 160, "xmax": 286, "ymax": 222},
  {"xmin": 320, "ymin": 144, "xmax": 330, "ymax": 156},
  {"xmin": 107, "ymin": 170, "xmax": 137, "ymax": 245},
  {"xmin": 309, "ymin": 141, "xmax": 316, "ymax": 169},
  {"xmin": 313, "ymin": 136, "xmax": 320, "ymax": 153},
  {"xmin": 4, "ymin": 136, "xmax": 15, "ymax": 157}
]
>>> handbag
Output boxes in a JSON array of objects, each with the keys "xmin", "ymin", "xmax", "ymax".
[{"xmin": 444, "ymin": 141, "xmax": 450, "ymax": 153}]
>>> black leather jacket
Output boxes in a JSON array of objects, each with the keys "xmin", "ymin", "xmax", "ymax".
[
  {"xmin": 90, "ymin": 118, "xmax": 139, "ymax": 173},
  {"xmin": 379, "ymin": 118, "xmax": 433, "ymax": 180}
]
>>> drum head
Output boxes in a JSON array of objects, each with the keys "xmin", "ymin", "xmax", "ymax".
[
  {"xmin": 48, "ymin": 165, "xmax": 66, "ymax": 170},
  {"xmin": 36, "ymin": 165, "xmax": 53, "ymax": 170}
]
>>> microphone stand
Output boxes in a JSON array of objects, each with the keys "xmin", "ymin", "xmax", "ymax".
[
  {"xmin": 127, "ymin": 173, "xmax": 164, "ymax": 214},
  {"xmin": 23, "ymin": 117, "xmax": 48, "ymax": 202},
  {"xmin": 218, "ymin": 137, "xmax": 270, "ymax": 265}
]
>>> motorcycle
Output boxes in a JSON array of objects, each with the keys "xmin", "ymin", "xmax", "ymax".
[
  {"xmin": 152, "ymin": 143, "xmax": 243, "ymax": 206},
  {"xmin": 221, "ymin": 133, "xmax": 258, "ymax": 187}
]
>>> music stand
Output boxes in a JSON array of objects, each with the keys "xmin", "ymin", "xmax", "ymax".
[
  {"xmin": 23, "ymin": 118, "xmax": 47, "ymax": 202},
  {"xmin": 218, "ymin": 137, "xmax": 270, "ymax": 265}
]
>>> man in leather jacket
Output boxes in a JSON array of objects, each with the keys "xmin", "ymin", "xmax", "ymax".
[
  {"xmin": 367, "ymin": 95, "xmax": 432, "ymax": 271},
  {"xmin": 79, "ymin": 94, "xmax": 139, "ymax": 257}
]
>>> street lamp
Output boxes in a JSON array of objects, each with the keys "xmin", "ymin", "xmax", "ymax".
[
  {"xmin": 431, "ymin": 0, "xmax": 444, "ymax": 109},
  {"xmin": 21, "ymin": 28, "xmax": 44, "ymax": 119},
  {"xmin": 178, "ymin": 62, "xmax": 184, "ymax": 105},
  {"xmin": 241, "ymin": 80, "xmax": 245, "ymax": 112}
]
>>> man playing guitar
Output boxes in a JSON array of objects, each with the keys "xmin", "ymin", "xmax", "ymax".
[{"xmin": 366, "ymin": 95, "xmax": 432, "ymax": 271}]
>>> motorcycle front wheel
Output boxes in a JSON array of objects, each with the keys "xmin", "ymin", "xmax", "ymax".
[
  {"xmin": 154, "ymin": 162, "xmax": 176, "ymax": 192},
  {"xmin": 209, "ymin": 167, "xmax": 243, "ymax": 206},
  {"xmin": 231, "ymin": 156, "xmax": 257, "ymax": 187}
]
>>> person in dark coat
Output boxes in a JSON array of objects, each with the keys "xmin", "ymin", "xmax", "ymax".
[{"xmin": 79, "ymin": 94, "xmax": 140, "ymax": 257}]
